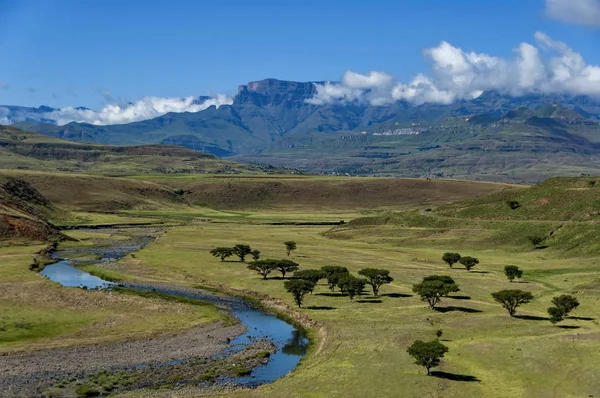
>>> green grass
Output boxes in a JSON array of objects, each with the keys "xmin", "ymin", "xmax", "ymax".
[{"xmin": 100, "ymin": 219, "xmax": 600, "ymax": 398}]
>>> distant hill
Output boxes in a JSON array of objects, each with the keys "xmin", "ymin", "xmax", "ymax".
[
  {"xmin": 6, "ymin": 79, "xmax": 600, "ymax": 181},
  {"xmin": 0, "ymin": 125, "xmax": 289, "ymax": 175}
]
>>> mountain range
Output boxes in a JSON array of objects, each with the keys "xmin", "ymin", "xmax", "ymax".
[{"xmin": 4, "ymin": 78, "xmax": 600, "ymax": 182}]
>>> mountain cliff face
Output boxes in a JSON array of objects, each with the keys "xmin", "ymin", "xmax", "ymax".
[{"xmin": 6, "ymin": 79, "xmax": 600, "ymax": 182}]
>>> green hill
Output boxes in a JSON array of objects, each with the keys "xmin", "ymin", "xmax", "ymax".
[{"xmin": 0, "ymin": 125, "xmax": 285, "ymax": 175}]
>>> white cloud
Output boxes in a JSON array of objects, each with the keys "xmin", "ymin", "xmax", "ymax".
[
  {"xmin": 546, "ymin": 0, "xmax": 600, "ymax": 27},
  {"xmin": 308, "ymin": 32, "xmax": 600, "ymax": 106},
  {"xmin": 45, "ymin": 95, "xmax": 232, "ymax": 126}
]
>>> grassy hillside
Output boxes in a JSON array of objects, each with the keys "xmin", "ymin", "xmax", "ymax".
[
  {"xmin": 328, "ymin": 176, "xmax": 600, "ymax": 255},
  {"xmin": 0, "ymin": 125, "xmax": 285, "ymax": 175}
]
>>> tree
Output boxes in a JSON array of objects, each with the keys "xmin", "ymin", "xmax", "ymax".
[
  {"xmin": 293, "ymin": 269, "xmax": 326, "ymax": 285},
  {"xmin": 232, "ymin": 244, "xmax": 252, "ymax": 262},
  {"xmin": 284, "ymin": 279, "xmax": 315, "ymax": 308},
  {"xmin": 459, "ymin": 256, "xmax": 479, "ymax": 272},
  {"xmin": 551, "ymin": 294, "xmax": 580, "ymax": 315},
  {"xmin": 547, "ymin": 295, "xmax": 580, "ymax": 324},
  {"xmin": 358, "ymin": 268, "xmax": 394, "ymax": 296},
  {"xmin": 321, "ymin": 266, "xmax": 350, "ymax": 291},
  {"xmin": 412, "ymin": 275, "xmax": 459, "ymax": 309},
  {"xmin": 491, "ymin": 290, "xmax": 534, "ymax": 317},
  {"xmin": 504, "ymin": 265, "xmax": 523, "ymax": 282},
  {"xmin": 435, "ymin": 329, "xmax": 443, "ymax": 339},
  {"xmin": 274, "ymin": 259, "xmax": 299, "ymax": 278},
  {"xmin": 507, "ymin": 200, "xmax": 521, "ymax": 210},
  {"xmin": 442, "ymin": 252, "xmax": 461, "ymax": 268},
  {"xmin": 528, "ymin": 236, "xmax": 545, "ymax": 249},
  {"xmin": 250, "ymin": 249, "xmax": 261, "ymax": 261},
  {"xmin": 337, "ymin": 275, "xmax": 366, "ymax": 300},
  {"xmin": 406, "ymin": 340, "xmax": 449, "ymax": 375},
  {"xmin": 284, "ymin": 241, "xmax": 297, "ymax": 256},
  {"xmin": 210, "ymin": 247, "xmax": 233, "ymax": 262},
  {"xmin": 247, "ymin": 260, "xmax": 277, "ymax": 279},
  {"xmin": 547, "ymin": 306, "xmax": 566, "ymax": 324}
]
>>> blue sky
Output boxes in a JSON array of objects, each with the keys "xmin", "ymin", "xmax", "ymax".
[{"xmin": 1, "ymin": 0, "xmax": 600, "ymax": 111}]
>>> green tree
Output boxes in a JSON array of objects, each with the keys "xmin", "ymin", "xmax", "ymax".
[
  {"xmin": 547, "ymin": 295, "xmax": 580, "ymax": 324},
  {"xmin": 547, "ymin": 306, "xmax": 566, "ymax": 324},
  {"xmin": 274, "ymin": 259, "xmax": 299, "ymax": 278},
  {"xmin": 232, "ymin": 244, "xmax": 252, "ymax": 262},
  {"xmin": 442, "ymin": 252, "xmax": 461, "ymax": 268},
  {"xmin": 338, "ymin": 275, "xmax": 366, "ymax": 300},
  {"xmin": 209, "ymin": 247, "xmax": 233, "ymax": 262},
  {"xmin": 491, "ymin": 290, "xmax": 534, "ymax": 317},
  {"xmin": 358, "ymin": 268, "xmax": 394, "ymax": 296},
  {"xmin": 435, "ymin": 329, "xmax": 443, "ymax": 339},
  {"xmin": 284, "ymin": 279, "xmax": 315, "ymax": 308},
  {"xmin": 247, "ymin": 260, "xmax": 276, "ymax": 279},
  {"xmin": 504, "ymin": 265, "xmax": 523, "ymax": 282},
  {"xmin": 528, "ymin": 236, "xmax": 545, "ymax": 249},
  {"xmin": 293, "ymin": 269, "xmax": 326, "ymax": 285},
  {"xmin": 412, "ymin": 275, "xmax": 459, "ymax": 309},
  {"xmin": 552, "ymin": 294, "xmax": 580, "ymax": 315},
  {"xmin": 459, "ymin": 256, "xmax": 479, "ymax": 272},
  {"xmin": 250, "ymin": 249, "xmax": 261, "ymax": 261},
  {"xmin": 284, "ymin": 241, "xmax": 297, "ymax": 256},
  {"xmin": 321, "ymin": 266, "xmax": 350, "ymax": 291},
  {"xmin": 406, "ymin": 340, "xmax": 449, "ymax": 375}
]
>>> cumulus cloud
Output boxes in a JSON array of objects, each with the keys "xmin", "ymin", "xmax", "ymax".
[
  {"xmin": 308, "ymin": 32, "xmax": 600, "ymax": 106},
  {"xmin": 546, "ymin": 0, "xmax": 600, "ymax": 27},
  {"xmin": 43, "ymin": 95, "xmax": 232, "ymax": 126}
]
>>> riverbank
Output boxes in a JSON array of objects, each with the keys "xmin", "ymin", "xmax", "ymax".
[{"xmin": 0, "ymin": 322, "xmax": 246, "ymax": 397}]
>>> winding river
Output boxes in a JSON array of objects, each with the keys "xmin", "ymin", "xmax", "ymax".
[{"xmin": 40, "ymin": 229, "xmax": 309, "ymax": 388}]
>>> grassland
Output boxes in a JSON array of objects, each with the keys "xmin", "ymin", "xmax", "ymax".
[
  {"xmin": 0, "ymin": 231, "xmax": 228, "ymax": 352},
  {"xmin": 2, "ymin": 169, "xmax": 599, "ymax": 397},
  {"xmin": 95, "ymin": 205, "xmax": 599, "ymax": 397}
]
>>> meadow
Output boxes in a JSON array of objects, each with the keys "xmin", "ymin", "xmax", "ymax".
[
  {"xmin": 92, "ymin": 209, "xmax": 600, "ymax": 397},
  {"xmin": 2, "ymin": 170, "xmax": 598, "ymax": 397}
]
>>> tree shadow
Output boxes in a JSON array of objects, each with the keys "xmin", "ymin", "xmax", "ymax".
[
  {"xmin": 430, "ymin": 371, "xmax": 480, "ymax": 382},
  {"xmin": 557, "ymin": 325, "xmax": 580, "ymax": 329},
  {"xmin": 570, "ymin": 316, "xmax": 595, "ymax": 321},
  {"xmin": 467, "ymin": 270, "xmax": 489, "ymax": 274},
  {"xmin": 381, "ymin": 293, "xmax": 412, "ymax": 298},
  {"xmin": 434, "ymin": 306, "xmax": 482, "ymax": 313},
  {"xmin": 316, "ymin": 292, "xmax": 344, "ymax": 297},
  {"xmin": 534, "ymin": 245, "xmax": 549, "ymax": 250},
  {"xmin": 513, "ymin": 314, "xmax": 547, "ymax": 321},
  {"xmin": 448, "ymin": 295, "xmax": 471, "ymax": 300},
  {"xmin": 356, "ymin": 299, "xmax": 382, "ymax": 304},
  {"xmin": 306, "ymin": 306, "xmax": 336, "ymax": 310},
  {"xmin": 513, "ymin": 280, "xmax": 530, "ymax": 284}
]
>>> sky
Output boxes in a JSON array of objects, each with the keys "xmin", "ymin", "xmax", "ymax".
[{"xmin": 1, "ymin": 0, "xmax": 600, "ymax": 125}]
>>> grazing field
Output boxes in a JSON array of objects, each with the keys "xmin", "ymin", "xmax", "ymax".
[
  {"xmin": 94, "ymin": 214, "xmax": 600, "ymax": 397},
  {"xmin": 0, "ymin": 232, "xmax": 227, "ymax": 353}
]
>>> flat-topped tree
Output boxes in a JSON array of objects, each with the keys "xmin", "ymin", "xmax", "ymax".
[
  {"xmin": 459, "ymin": 256, "xmax": 479, "ymax": 272},
  {"xmin": 412, "ymin": 275, "xmax": 460, "ymax": 309},
  {"xmin": 338, "ymin": 275, "xmax": 366, "ymax": 300},
  {"xmin": 284, "ymin": 279, "xmax": 315, "ymax": 308},
  {"xmin": 247, "ymin": 260, "xmax": 277, "ymax": 279},
  {"xmin": 491, "ymin": 289, "xmax": 534, "ymax": 317},
  {"xmin": 442, "ymin": 253, "xmax": 461, "ymax": 268},
  {"xmin": 321, "ymin": 266, "xmax": 350, "ymax": 291},
  {"xmin": 358, "ymin": 268, "xmax": 393, "ymax": 296},
  {"xmin": 210, "ymin": 247, "xmax": 233, "ymax": 262},
  {"xmin": 407, "ymin": 340, "xmax": 449, "ymax": 375},
  {"xmin": 251, "ymin": 249, "xmax": 261, "ymax": 261},
  {"xmin": 274, "ymin": 259, "xmax": 299, "ymax": 278},
  {"xmin": 294, "ymin": 269, "xmax": 326, "ymax": 285},
  {"xmin": 284, "ymin": 241, "xmax": 297, "ymax": 256},
  {"xmin": 504, "ymin": 265, "xmax": 523, "ymax": 282},
  {"xmin": 232, "ymin": 244, "xmax": 252, "ymax": 262}
]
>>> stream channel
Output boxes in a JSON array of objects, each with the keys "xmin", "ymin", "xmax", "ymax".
[{"xmin": 39, "ymin": 229, "xmax": 308, "ymax": 388}]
